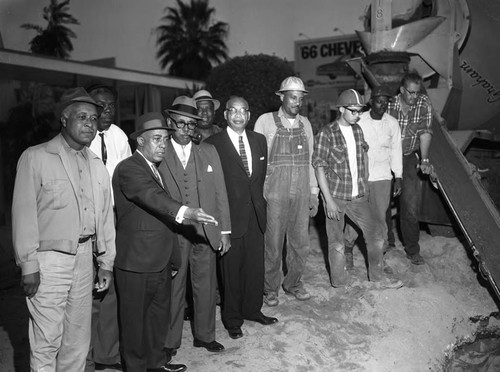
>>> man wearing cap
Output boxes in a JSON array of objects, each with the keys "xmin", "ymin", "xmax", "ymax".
[
  {"xmin": 387, "ymin": 72, "xmax": 433, "ymax": 266},
  {"xmin": 85, "ymin": 82, "xmax": 131, "ymax": 372},
  {"xmin": 254, "ymin": 76, "xmax": 319, "ymax": 306},
  {"xmin": 206, "ymin": 96, "xmax": 278, "ymax": 340},
  {"xmin": 313, "ymin": 89, "xmax": 403, "ymax": 290},
  {"xmin": 113, "ymin": 112, "xmax": 217, "ymax": 372},
  {"xmin": 159, "ymin": 96, "xmax": 230, "ymax": 355},
  {"xmin": 343, "ymin": 85, "xmax": 403, "ymax": 270},
  {"xmin": 11, "ymin": 87, "xmax": 116, "ymax": 371},
  {"xmin": 193, "ymin": 89, "xmax": 223, "ymax": 141}
]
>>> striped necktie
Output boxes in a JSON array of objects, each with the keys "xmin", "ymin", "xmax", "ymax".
[{"xmin": 239, "ymin": 136, "xmax": 250, "ymax": 177}]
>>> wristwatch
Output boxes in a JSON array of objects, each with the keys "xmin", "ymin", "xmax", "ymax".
[{"xmin": 420, "ymin": 158, "xmax": 430, "ymax": 164}]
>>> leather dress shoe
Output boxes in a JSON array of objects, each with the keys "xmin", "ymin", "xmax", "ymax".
[
  {"xmin": 95, "ymin": 362, "xmax": 122, "ymax": 371},
  {"xmin": 227, "ymin": 326, "xmax": 243, "ymax": 339},
  {"xmin": 246, "ymin": 314, "xmax": 278, "ymax": 325},
  {"xmin": 193, "ymin": 339, "xmax": 225, "ymax": 352},
  {"xmin": 147, "ymin": 363, "xmax": 187, "ymax": 372}
]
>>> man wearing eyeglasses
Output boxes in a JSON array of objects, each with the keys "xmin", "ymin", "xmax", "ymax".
[
  {"xmin": 85, "ymin": 82, "xmax": 131, "ymax": 372},
  {"xmin": 206, "ymin": 96, "xmax": 278, "ymax": 340},
  {"xmin": 387, "ymin": 72, "xmax": 433, "ymax": 266},
  {"xmin": 343, "ymin": 85, "xmax": 402, "ymax": 271},
  {"xmin": 159, "ymin": 96, "xmax": 231, "ymax": 357},
  {"xmin": 313, "ymin": 89, "xmax": 403, "ymax": 290}
]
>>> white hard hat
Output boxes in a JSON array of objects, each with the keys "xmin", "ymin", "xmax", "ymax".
[{"xmin": 275, "ymin": 76, "xmax": 309, "ymax": 96}]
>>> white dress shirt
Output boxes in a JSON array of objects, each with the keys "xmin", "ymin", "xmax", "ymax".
[{"xmin": 226, "ymin": 126, "xmax": 252, "ymax": 176}]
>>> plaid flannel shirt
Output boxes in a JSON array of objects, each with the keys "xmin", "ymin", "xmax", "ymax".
[
  {"xmin": 312, "ymin": 120, "xmax": 368, "ymax": 201},
  {"xmin": 387, "ymin": 93, "xmax": 433, "ymax": 155}
]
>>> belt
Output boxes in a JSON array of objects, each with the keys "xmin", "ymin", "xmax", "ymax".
[{"xmin": 78, "ymin": 234, "xmax": 95, "ymax": 244}]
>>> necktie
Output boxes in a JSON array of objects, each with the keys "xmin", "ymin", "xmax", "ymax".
[
  {"xmin": 180, "ymin": 146, "xmax": 188, "ymax": 168},
  {"xmin": 151, "ymin": 164, "xmax": 163, "ymax": 187},
  {"xmin": 239, "ymin": 136, "xmax": 250, "ymax": 176},
  {"xmin": 99, "ymin": 132, "xmax": 107, "ymax": 165}
]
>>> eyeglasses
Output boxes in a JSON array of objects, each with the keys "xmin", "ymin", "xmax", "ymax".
[
  {"xmin": 171, "ymin": 118, "xmax": 197, "ymax": 130},
  {"xmin": 343, "ymin": 107, "xmax": 363, "ymax": 115},
  {"xmin": 226, "ymin": 107, "xmax": 249, "ymax": 115},
  {"xmin": 403, "ymin": 86, "xmax": 419, "ymax": 96}
]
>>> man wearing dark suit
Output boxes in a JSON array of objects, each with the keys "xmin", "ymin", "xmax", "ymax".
[
  {"xmin": 159, "ymin": 96, "xmax": 231, "ymax": 356},
  {"xmin": 206, "ymin": 96, "xmax": 278, "ymax": 340},
  {"xmin": 113, "ymin": 112, "xmax": 218, "ymax": 372}
]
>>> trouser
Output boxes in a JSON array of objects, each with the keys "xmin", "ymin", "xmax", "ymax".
[
  {"xmin": 85, "ymin": 261, "xmax": 120, "ymax": 371},
  {"xmin": 221, "ymin": 209, "xmax": 264, "ymax": 329},
  {"xmin": 165, "ymin": 235, "xmax": 217, "ymax": 349},
  {"xmin": 345, "ymin": 180, "xmax": 391, "ymax": 249},
  {"xmin": 324, "ymin": 195, "xmax": 385, "ymax": 286},
  {"xmin": 264, "ymin": 165, "xmax": 310, "ymax": 295},
  {"xmin": 115, "ymin": 266, "xmax": 171, "ymax": 372},
  {"xmin": 27, "ymin": 240, "xmax": 93, "ymax": 372},
  {"xmin": 401, "ymin": 154, "xmax": 423, "ymax": 255}
]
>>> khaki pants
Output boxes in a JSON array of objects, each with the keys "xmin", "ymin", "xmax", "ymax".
[{"xmin": 27, "ymin": 240, "xmax": 93, "ymax": 372}]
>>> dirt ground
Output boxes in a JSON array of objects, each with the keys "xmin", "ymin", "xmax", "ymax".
[{"xmin": 1, "ymin": 219, "xmax": 499, "ymax": 372}]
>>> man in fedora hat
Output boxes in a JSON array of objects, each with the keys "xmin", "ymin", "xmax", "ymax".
[
  {"xmin": 254, "ymin": 76, "xmax": 319, "ymax": 307},
  {"xmin": 313, "ymin": 89, "xmax": 403, "ymax": 290},
  {"xmin": 343, "ymin": 85, "xmax": 402, "ymax": 270},
  {"xmin": 113, "ymin": 112, "xmax": 218, "ymax": 372},
  {"xmin": 85, "ymin": 81, "xmax": 130, "ymax": 372},
  {"xmin": 159, "ymin": 96, "xmax": 230, "ymax": 356},
  {"xmin": 193, "ymin": 89, "xmax": 222, "ymax": 141},
  {"xmin": 12, "ymin": 87, "xmax": 116, "ymax": 371}
]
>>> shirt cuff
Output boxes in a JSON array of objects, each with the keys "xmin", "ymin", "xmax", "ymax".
[
  {"xmin": 311, "ymin": 187, "xmax": 320, "ymax": 195},
  {"xmin": 176, "ymin": 205, "xmax": 188, "ymax": 223},
  {"xmin": 20, "ymin": 260, "xmax": 40, "ymax": 276},
  {"xmin": 221, "ymin": 231, "xmax": 231, "ymax": 234}
]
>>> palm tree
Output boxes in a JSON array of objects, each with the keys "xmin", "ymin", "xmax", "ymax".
[
  {"xmin": 21, "ymin": 0, "xmax": 79, "ymax": 59},
  {"xmin": 155, "ymin": 0, "xmax": 229, "ymax": 80}
]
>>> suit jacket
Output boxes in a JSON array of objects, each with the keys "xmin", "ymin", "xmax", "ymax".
[
  {"xmin": 159, "ymin": 141, "xmax": 231, "ymax": 249},
  {"xmin": 113, "ymin": 151, "xmax": 182, "ymax": 273},
  {"xmin": 12, "ymin": 133, "xmax": 116, "ymax": 275},
  {"xmin": 206, "ymin": 129, "xmax": 267, "ymax": 238}
]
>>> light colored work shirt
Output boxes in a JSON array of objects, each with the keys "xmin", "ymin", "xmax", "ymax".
[{"xmin": 357, "ymin": 111, "xmax": 403, "ymax": 181}]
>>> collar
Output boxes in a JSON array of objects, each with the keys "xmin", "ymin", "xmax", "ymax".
[
  {"xmin": 136, "ymin": 149, "xmax": 156, "ymax": 168},
  {"xmin": 170, "ymin": 138, "xmax": 192, "ymax": 154},
  {"xmin": 226, "ymin": 126, "xmax": 248, "ymax": 142}
]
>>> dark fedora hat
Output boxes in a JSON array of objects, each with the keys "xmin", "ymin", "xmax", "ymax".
[
  {"xmin": 84, "ymin": 80, "xmax": 118, "ymax": 97},
  {"xmin": 56, "ymin": 87, "xmax": 103, "ymax": 118},
  {"xmin": 130, "ymin": 112, "xmax": 174, "ymax": 140},
  {"xmin": 165, "ymin": 96, "xmax": 202, "ymax": 120}
]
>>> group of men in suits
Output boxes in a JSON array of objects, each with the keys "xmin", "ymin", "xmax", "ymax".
[{"xmin": 111, "ymin": 94, "xmax": 279, "ymax": 371}]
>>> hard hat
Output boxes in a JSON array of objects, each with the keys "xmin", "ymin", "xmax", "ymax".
[
  {"xmin": 335, "ymin": 89, "xmax": 365, "ymax": 107},
  {"xmin": 275, "ymin": 76, "xmax": 309, "ymax": 96}
]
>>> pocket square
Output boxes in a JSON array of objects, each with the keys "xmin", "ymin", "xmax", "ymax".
[
  {"xmin": 207, "ymin": 165, "xmax": 213, "ymax": 172},
  {"xmin": 260, "ymin": 156, "xmax": 265, "ymax": 160}
]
